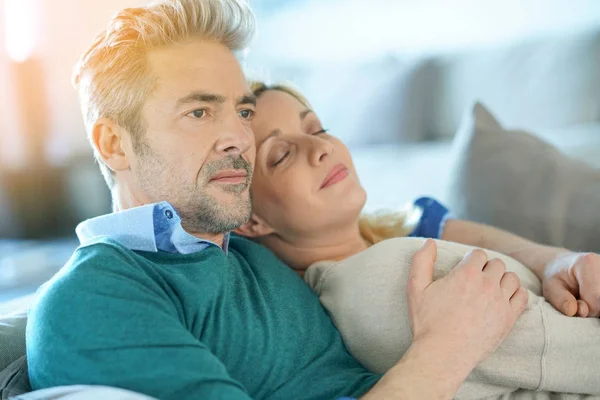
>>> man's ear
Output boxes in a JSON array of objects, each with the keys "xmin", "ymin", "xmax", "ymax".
[
  {"xmin": 235, "ymin": 213, "xmax": 274, "ymax": 238},
  {"xmin": 92, "ymin": 118, "xmax": 131, "ymax": 172}
]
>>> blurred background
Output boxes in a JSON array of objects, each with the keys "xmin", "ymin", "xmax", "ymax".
[{"xmin": 1, "ymin": 0, "xmax": 600, "ymax": 305}]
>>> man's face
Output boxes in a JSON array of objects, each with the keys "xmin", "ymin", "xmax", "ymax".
[{"xmin": 129, "ymin": 40, "xmax": 256, "ymax": 234}]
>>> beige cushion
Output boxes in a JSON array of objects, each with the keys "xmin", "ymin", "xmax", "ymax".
[{"xmin": 446, "ymin": 102, "xmax": 600, "ymax": 252}]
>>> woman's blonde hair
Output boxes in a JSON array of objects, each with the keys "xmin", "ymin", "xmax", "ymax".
[
  {"xmin": 249, "ymin": 81, "xmax": 419, "ymax": 245},
  {"xmin": 74, "ymin": 0, "xmax": 255, "ymax": 188}
]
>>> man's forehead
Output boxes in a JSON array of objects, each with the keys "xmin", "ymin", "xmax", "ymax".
[{"xmin": 146, "ymin": 40, "xmax": 249, "ymax": 97}]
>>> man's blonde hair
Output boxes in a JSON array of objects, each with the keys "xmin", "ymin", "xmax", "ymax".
[{"xmin": 73, "ymin": 0, "xmax": 255, "ymax": 188}]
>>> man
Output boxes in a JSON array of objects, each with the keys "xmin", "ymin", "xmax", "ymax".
[{"xmin": 26, "ymin": 1, "xmax": 527, "ymax": 399}]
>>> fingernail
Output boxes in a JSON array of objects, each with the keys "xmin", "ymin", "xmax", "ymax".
[
  {"xmin": 563, "ymin": 301, "xmax": 571, "ymax": 315},
  {"xmin": 420, "ymin": 239, "xmax": 430, "ymax": 249}
]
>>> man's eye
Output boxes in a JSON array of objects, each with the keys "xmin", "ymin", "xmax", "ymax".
[
  {"xmin": 239, "ymin": 109, "xmax": 255, "ymax": 120},
  {"xmin": 188, "ymin": 109, "xmax": 206, "ymax": 119}
]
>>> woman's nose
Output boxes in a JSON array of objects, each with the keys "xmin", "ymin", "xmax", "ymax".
[{"xmin": 308, "ymin": 136, "xmax": 334, "ymax": 166}]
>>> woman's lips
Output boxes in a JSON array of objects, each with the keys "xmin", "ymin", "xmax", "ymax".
[
  {"xmin": 210, "ymin": 169, "xmax": 248, "ymax": 184},
  {"xmin": 321, "ymin": 163, "xmax": 349, "ymax": 189}
]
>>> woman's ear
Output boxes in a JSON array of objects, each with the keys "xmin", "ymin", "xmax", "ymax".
[{"xmin": 235, "ymin": 213, "xmax": 274, "ymax": 238}]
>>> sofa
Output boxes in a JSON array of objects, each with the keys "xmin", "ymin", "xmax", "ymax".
[{"xmin": 3, "ymin": 24, "xmax": 600, "ymax": 400}]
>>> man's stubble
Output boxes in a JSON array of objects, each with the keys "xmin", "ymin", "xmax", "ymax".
[{"xmin": 134, "ymin": 139, "xmax": 253, "ymax": 234}]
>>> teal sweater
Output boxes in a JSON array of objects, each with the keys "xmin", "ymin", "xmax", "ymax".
[{"xmin": 26, "ymin": 236, "xmax": 379, "ymax": 399}]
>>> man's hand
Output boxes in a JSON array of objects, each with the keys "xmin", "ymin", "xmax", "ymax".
[
  {"xmin": 407, "ymin": 239, "xmax": 528, "ymax": 372},
  {"xmin": 543, "ymin": 252, "xmax": 600, "ymax": 318},
  {"xmin": 361, "ymin": 239, "xmax": 528, "ymax": 400}
]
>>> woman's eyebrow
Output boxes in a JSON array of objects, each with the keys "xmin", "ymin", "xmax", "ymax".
[
  {"xmin": 300, "ymin": 109, "xmax": 313, "ymax": 120},
  {"xmin": 259, "ymin": 129, "xmax": 282, "ymax": 148},
  {"xmin": 259, "ymin": 109, "xmax": 314, "ymax": 149}
]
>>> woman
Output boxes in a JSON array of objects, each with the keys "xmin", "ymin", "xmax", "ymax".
[{"xmin": 235, "ymin": 82, "xmax": 600, "ymax": 399}]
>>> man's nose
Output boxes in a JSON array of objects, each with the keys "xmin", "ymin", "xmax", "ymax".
[{"xmin": 214, "ymin": 115, "xmax": 253, "ymax": 157}]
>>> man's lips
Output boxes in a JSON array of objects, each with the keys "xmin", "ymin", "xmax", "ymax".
[
  {"xmin": 320, "ymin": 163, "xmax": 349, "ymax": 189},
  {"xmin": 210, "ymin": 169, "xmax": 248, "ymax": 184}
]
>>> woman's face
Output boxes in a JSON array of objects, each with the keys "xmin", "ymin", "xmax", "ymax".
[{"xmin": 248, "ymin": 89, "xmax": 367, "ymax": 238}]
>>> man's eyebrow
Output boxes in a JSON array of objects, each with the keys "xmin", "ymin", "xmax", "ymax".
[
  {"xmin": 238, "ymin": 93, "xmax": 257, "ymax": 107},
  {"xmin": 176, "ymin": 91, "xmax": 227, "ymax": 107}
]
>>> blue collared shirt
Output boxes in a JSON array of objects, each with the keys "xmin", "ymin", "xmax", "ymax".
[{"xmin": 76, "ymin": 201, "xmax": 229, "ymax": 254}]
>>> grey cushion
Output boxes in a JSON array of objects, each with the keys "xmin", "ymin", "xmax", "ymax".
[
  {"xmin": 0, "ymin": 312, "xmax": 29, "ymax": 398},
  {"xmin": 446, "ymin": 102, "xmax": 600, "ymax": 252},
  {"xmin": 0, "ymin": 313, "xmax": 27, "ymax": 372},
  {"xmin": 0, "ymin": 356, "xmax": 30, "ymax": 399}
]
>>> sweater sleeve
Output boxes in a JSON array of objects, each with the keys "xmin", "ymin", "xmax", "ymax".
[{"xmin": 26, "ymin": 244, "xmax": 251, "ymax": 400}]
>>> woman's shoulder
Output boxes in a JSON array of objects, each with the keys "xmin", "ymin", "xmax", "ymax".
[{"xmin": 304, "ymin": 237, "xmax": 426, "ymax": 294}]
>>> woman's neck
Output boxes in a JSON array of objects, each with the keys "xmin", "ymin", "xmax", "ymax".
[{"xmin": 259, "ymin": 222, "xmax": 368, "ymax": 274}]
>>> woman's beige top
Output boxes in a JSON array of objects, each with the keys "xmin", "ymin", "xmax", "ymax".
[{"xmin": 305, "ymin": 237, "xmax": 600, "ymax": 399}]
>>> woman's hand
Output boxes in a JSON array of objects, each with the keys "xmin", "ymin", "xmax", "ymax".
[
  {"xmin": 543, "ymin": 252, "xmax": 600, "ymax": 317},
  {"xmin": 441, "ymin": 219, "xmax": 600, "ymax": 318}
]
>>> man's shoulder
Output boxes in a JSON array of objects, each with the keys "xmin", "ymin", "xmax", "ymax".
[
  {"xmin": 53, "ymin": 237, "xmax": 142, "ymax": 281},
  {"xmin": 27, "ymin": 238, "xmax": 173, "ymax": 338},
  {"xmin": 32, "ymin": 238, "xmax": 150, "ymax": 310},
  {"xmin": 75, "ymin": 235, "xmax": 138, "ymax": 260}
]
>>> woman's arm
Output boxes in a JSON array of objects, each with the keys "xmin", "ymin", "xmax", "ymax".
[
  {"xmin": 442, "ymin": 219, "xmax": 600, "ymax": 317},
  {"xmin": 361, "ymin": 240, "xmax": 527, "ymax": 400},
  {"xmin": 441, "ymin": 219, "xmax": 564, "ymax": 280}
]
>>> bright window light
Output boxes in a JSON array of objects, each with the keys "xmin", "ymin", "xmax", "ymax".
[{"xmin": 4, "ymin": 0, "xmax": 38, "ymax": 62}]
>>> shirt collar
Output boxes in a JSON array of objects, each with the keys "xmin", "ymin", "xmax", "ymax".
[{"xmin": 76, "ymin": 201, "xmax": 229, "ymax": 254}]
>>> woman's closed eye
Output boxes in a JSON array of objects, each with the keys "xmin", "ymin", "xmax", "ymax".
[
  {"xmin": 311, "ymin": 128, "xmax": 329, "ymax": 136},
  {"xmin": 269, "ymin": 129, "xmax": 329, "ymax": 167},
  {"xmin": 273, "ymin": 149, "xmax": 290, "ymax": 167}
]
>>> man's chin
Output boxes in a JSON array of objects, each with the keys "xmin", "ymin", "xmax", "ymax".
[
  {"xmin": 208, "ymin": 182, "xmax": 250, "ymax": 197},
  {"xmin": 209, "ymin": 184, "xmax": 250, "ymax": 208}
]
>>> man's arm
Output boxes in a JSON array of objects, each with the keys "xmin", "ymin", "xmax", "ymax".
[
  {"xmin": 359, "ymin": 338, "xmax": 473, "ymax": 400},
  {"xmin": 361, "ymin": 240, "xmax": 528, "ymax": 400},
  {"xmin": 26, "ymin": 245, "xmax": 251, "ymax": 400}
]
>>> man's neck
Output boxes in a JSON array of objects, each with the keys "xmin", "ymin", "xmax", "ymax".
[
  {"xmin": 112, "ymin": 184, "xmax": 144, "ymax": 212},
  {"xmin": 185, "ymin": 229, "xmax": 227, "ymax": 249},
  {"xmin": 259, "ymin": 223, "xmax": 368, "ymax": 274}
]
